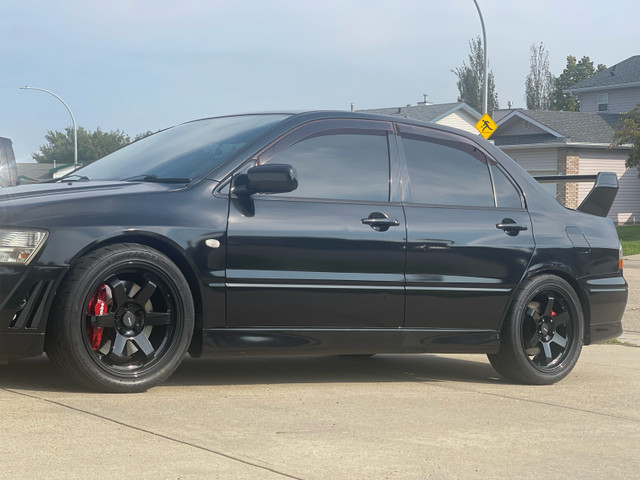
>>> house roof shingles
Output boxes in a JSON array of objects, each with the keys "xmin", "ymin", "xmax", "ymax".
[
  {"xmin": 494, "ymin": 109, "xmax": 621, "ymax": 146},
  {"xmin": 565, "ymin": 55, "xmax": 640, "ymax": 92},
  {"xmin": 358, "ymin": 102, "xmax": 478, "ymax": 123}
]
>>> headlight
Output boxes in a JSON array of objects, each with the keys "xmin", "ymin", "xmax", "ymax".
[{"xmin": 0, "ymin": 229, "xmax": 48, "ymax": 264}]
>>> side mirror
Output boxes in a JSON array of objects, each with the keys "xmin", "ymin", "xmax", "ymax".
[{"xmin": 232, "ymin": 163, "xmax": 298, "ymax": 196}]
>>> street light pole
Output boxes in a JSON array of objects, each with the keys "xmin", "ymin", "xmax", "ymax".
[
  {"xmin": 473, "ymin": 0, "xmax": 488, "ymax": 115},
  {"xmin": 20, "ymin": 86, "xmax": 78, "ymax": 168}
]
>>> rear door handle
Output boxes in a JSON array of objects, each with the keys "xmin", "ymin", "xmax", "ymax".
[
  {"xmin": 361, "ymin": 212, "xmax": 400, "ymax": 232},
  {"xmin": 361, "ymin": 218, "xmax": 400, "ymax": 226},
  {"xmin": 496, "ymin": 218, "xmax": 528, "ymax": 236}
]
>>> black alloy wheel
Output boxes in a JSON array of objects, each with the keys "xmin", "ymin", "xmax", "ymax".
[
  {"xmin": 46, "ymin": 244, "xmax": 194, "ymax": 393},
  {"xmin": 488, "ymin": 275, "xmax": 584, "ymax": 385},
  {"xmin": 84, "ymin": 273, "xmax": 175, "ymax": 372},
  {"xmin": 521, "ymin": 291, "xmax": 574, "ymax": 369}
]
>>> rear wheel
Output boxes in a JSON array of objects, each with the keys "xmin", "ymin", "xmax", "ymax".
[
  {"xmin": 46, "ymin": 244, "xmax": 194, "ymax": 393},
  {"xmin": 488, "ymin": 275, "xmax": 583, "ymax": 385}
]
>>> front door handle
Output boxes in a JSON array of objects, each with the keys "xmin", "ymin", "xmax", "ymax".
[
  {"xmin": 496, "ymin": 218, "xmax": 528, "ymax": 236},
  {"xmin": 361, "ymin": 212, "xmax": 400, "ymax": 232}
]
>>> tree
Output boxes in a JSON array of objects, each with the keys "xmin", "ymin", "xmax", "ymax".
[
  {"xmin": 550, "ymin": 55, "xmax": 606, "ymax": 111},
  {"xmin": 134, "ymin": 130, "xmax": 154, "ymax": 142},
  {"xmin": 525, "ymin": 42, "xmax": 554, "ymax": 110},
  {"xmin": 611, "ymin": 103, "xmax": 640, "ymax": 171},
  {"xmin": 33, "ymin": 127, "xmax": 138, "ymax": 165},
  {"xmin": 452, "ymin": 36, "xmax": 499, "ymax": 114}
]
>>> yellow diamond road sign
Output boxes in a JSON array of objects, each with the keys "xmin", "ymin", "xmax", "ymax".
[{"xmin": 475, "ymin": 113, "xmax": 497, "ymax": 139}]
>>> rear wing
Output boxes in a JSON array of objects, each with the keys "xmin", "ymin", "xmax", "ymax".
[{"xmin": 534, "ymin": 172, "xmax": 618, "ymax": 218}]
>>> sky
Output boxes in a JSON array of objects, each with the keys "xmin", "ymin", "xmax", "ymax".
[{"xmin": 1, "ymin": 0, "xmax": 639, "ymax": 163}]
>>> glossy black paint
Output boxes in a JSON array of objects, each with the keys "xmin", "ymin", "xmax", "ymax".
[
  {"xmin": 201, "ymin": 328, "xmax": 500, "ymax": 356},
  {"xmin": 226, "ymin": 197, "xmax": 406, "ymax": 328},
  {"xmin": 0, "ymin": 110, "xmax": 627, "ymax": 365},
  {"xmin": 403, "ymin": 205, "xmax": 534, "ymax": 330}
]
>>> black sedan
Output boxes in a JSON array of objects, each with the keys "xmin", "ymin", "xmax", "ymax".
[{"xmin": 0, "ymin": 111, "xmax": 627, "ymax": 392}]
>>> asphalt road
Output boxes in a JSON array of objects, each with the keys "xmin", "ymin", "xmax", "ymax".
[{"xmin": 1, "ymin": 263, "xmax": 640, "ymax": 479}]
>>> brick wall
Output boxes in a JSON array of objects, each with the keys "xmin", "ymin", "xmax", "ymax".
[{"xmin": 556, "ymin": 148, "xmax": 579, "ymax": 209}]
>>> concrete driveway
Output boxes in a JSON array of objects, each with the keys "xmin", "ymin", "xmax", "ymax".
[
  {"xmin": 1, "ymin": 262, "xmax": 640, "ymax": 479},
  {"xmin": 620, "ymin": 254, "xmax": 640, "ymax": 337}
]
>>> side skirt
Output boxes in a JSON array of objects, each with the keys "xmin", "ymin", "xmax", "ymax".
[{"xmin": 194, "ymin": 328, "xmax": 500, "ymax": 357}]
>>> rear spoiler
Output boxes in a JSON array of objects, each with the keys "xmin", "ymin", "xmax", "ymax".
[{"xmin": 533, "ymin": 172, "xmax": 619, "ymax": 218}]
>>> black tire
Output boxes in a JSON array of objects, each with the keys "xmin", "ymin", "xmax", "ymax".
[
  {"xmin": 488, "ymin": 275, "xmax": 584, "ymax": 385},
  {"xmin": 46, "ymin": 243, "xmax": 194, "ymax": 393}
]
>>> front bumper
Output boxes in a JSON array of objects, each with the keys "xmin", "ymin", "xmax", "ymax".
[
  {"xmin": 580, "ymin": 274, "xmax": 628, "ymax": 344},
  {"xmin": 0, "ymin": 332, "xmax": 45, "ymax": 364},
  {"xmin": 0, "ymin": 265, "xmax": 68, "ymax": 363}
]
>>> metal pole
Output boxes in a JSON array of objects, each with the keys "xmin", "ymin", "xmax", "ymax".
[
  {"xmin": 473, "ymin": 0, "xmax": 488, "ymax": 115},
  {"xmin": 20, "ymin": 86, "xmax": 78, "ymax": 168}
]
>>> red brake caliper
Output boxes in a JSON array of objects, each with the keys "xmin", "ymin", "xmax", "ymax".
[{"xmin": 87, "ymin": 284, "xmax": 108, "ymax": 351}]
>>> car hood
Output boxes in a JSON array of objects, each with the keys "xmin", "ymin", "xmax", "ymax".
[
  {"xmin": 0, "ymin": 180, "xmax": 194, "ymax": 229},
  {"xmin": 0, "ymin": 180, "xmax": 175, "ymax": 203},
  {"xmin": 0, "ymin": 181, "xmax": 135, "ymax": 200}
]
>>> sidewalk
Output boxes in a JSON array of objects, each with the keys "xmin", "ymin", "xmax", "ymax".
[
  {"xmin": 620, "ymin": 254, "xmax": 640, "ymax": 345},
  {"xmin": 618, "ymin": 331, "xmax": 640, "ymax": 346}
]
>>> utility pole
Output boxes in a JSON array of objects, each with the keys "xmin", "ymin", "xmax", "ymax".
[
  {"xmin": 20, "ymin": 86, "xmax": 78, "ymax": 168},
  {"xmin": 473, "ymin": 0, "xmax": 488, "ymax": 115}
]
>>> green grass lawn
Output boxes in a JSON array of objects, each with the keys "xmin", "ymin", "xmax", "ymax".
[{"xmin": 617, "ymin": 225, "xmax": 640, "ymax": 256}]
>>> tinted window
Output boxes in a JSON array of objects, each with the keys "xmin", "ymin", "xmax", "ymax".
[
  {"xmin": 75, "ymin": 115, "xmax": 290, "ymax": 181},
  {"xmin": 264, "ymin": 132, "xmax": 390, "ymax": 202},
  {"xmin": 402, "ymin": 136, "xmax": 494, "ymax": 207},
  {"xmin": 490, "ymin": 163, "xmax": 522, "ymax": 208}
]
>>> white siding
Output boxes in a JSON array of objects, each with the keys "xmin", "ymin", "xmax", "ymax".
[
  {"xmin": 503, "ymin": 148, "xmax": 558, "ymax": 198},
  {"xmin": 577, "ymin": 149, "xmax": 640, "ymax": 224},
  {"xmin": 503, "ymin": 148, "xmax": 558, "ymax": 172},
  {"xmin": 580, "ymin": 92, "xmax": 599, "ymax": 113},
  {"xmin": 436, "ymin": 111, "xmax": 478, "ymax": 134},
  {"xmin": 580, "ymin": 86, "xmax": 640, "ymax": 114}
]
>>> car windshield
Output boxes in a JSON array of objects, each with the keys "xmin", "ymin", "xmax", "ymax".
[{"xmin": 70, "ymin": 114, "xmax": 290, "ymax": 182}]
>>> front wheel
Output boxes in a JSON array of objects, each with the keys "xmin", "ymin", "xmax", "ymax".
[
  {"xmin": 46, "ymin": 244, "xmax": 194, "ymax": 393},
  {"xmin": 488, "ymin": 275, "xmax": 584, "ymax": 385}
]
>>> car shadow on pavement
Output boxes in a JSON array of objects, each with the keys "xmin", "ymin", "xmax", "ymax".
[
  {"xmin": 0, "ymin": 355, "xmax": 85, "ymax": 393},
  {"xmin": 165, "ymin": 353, "xmax": 504, "ymax": 387},
  {"xmin": 0, "ymin": 353, "xmax": 504, "ymax": 393}
]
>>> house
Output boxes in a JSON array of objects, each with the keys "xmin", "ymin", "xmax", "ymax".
[
  {"xmin": 359, "ymin": 89, "xmax": 638, "ymax": 223},
  {"xmin": 491, "ymin": 109, "xmax": 636, "ymax": 223},
  {"xmin": 490, "ymin": 55, "xmax": 640, "ymax": 224},
  {"xmin": 565, "ymin": 55, "xmax": 640, "ymax": 114},
  {"xmin": 359, "ymin": 100, "xmax": 482, "ymax": 135},
  {"xmin": 16, "ymin": 163, "xmax": 76, "ymax": 184},
  {"xmin": 16, "ymin": 163, "xmax": 55, "ymax": 183}
]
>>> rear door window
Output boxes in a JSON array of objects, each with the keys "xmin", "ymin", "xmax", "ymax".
[
  {"xmin": 490, "ymin": 163, "xmax": 523, "ymax": 209},
  {"xmin": 399, "ymin": 126, "xmax": 494, "ymax": 207}
]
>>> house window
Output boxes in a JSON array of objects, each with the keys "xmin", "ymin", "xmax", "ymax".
[{"xmin": 597, "ymin": 93, "xmax": 609, "ymax": 112}]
